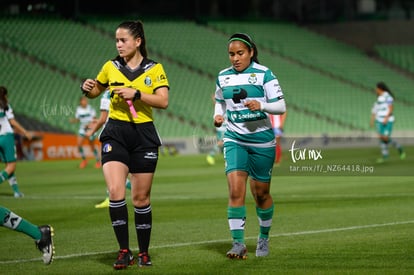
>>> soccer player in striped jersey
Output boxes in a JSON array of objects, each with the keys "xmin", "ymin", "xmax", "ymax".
[
  {"xmin": 70, "ymin": 96, "xmax": 100, "ymax": 168},
  {"xmin": 214, "ymin": 33, "xmax": 286, "ymax": 259},
  {"xmin": 81, "ymin": 20, "xmax": 169, "ymax": 269},
  {"xmin": 370, "ymin": 82, "xmax": 405, "ymax": 163},
  {"xmin": 0, "ymin": 86, "xmax": 31, "ymax": 198},
  {"xmin": 269, "ymin": 112, "xmax": 287, "ymax": 165}
]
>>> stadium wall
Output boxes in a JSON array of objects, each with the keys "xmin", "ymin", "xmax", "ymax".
[
  {"xmin": 19, "ymin": 130, "xmax": 414, "ymax": 160},
  {"xmin": 164, "ymin": 130, "xmax": 414, "ymax": 155},
  {"xmin": 21, "ymin": 132, "xmax": 100, "ymax": 161},
  {"xmin": 306, "ymin": 19, "xmax": 414, "ymax": 53}
]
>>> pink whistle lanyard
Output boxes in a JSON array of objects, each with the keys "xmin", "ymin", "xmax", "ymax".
[{"xmin": 126, "ymin": 100, "xmax": 138, "ymax": 118}]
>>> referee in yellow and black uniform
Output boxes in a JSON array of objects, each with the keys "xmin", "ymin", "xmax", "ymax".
[{"xmin": 81, "ymin": 20, "xmax": 169, "ymax": 270}]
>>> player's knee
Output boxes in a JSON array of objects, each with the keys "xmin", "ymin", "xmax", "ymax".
[{"xmin": 255, "ymin": 191, "xmax": 271, "ymax": 205}]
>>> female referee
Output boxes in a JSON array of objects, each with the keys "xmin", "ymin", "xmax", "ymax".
[
  {"xmin": 80, "ymin": 20, "xmax": 169, "ymax": 270},
  {"xmin": 213, "ymin": 33, "xmax": 286, "ymax": 259}
]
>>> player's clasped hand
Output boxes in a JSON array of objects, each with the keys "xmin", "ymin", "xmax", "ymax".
[
  {"xmin": 82, "ymin": 79, "xmax": 96, "ymax": 93},
  {"xmin": 214, "ymin": 115, "xmax": 224, "ymax": 127},
  {"xmin": 113, "ymin": 88, "xmax": 135, "ymax": 100},
  {"xmin": 244, "ymin": 100, "xmax": 261, "ymax": 111}
]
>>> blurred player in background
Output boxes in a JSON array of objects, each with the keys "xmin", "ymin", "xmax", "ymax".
[
  {"xmin": 80, "ymin": 20, "xmax": 169, "ymax": 269},
  {"xmin": 370, "ymin": 82, "xmax": 405, "ymax": 163},
  {"xmin": 269, "ymin": 111, "xmax": 287, "ymax": 165},
  {"xmin": 206, "ymin": 117, "xmax": 226, "ymax": 165},
  {"xmin": 214, "ymin": 33, "xmax": 286, "ymax": 259},
  {"xmin": 0, "ymin": 86, "xmax": 32, "ymax": 198},
  {"xmin": 85, "ymin": 89, "xmax": 131, "ymax": 209},
  {"xmin": 0, "ymin": 205, "xmax": 54, "ymax": 264},
  {"xmin": 70, "ymin": 95, "xmax": 100, "ymax": 168},
  {"xmin": 207, "ymin": 94, "xmax": 226, "ymax": 165}
]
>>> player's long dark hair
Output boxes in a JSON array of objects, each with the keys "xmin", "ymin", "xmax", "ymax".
[
  {"xmin": 376, "ymin": 81, "xmax": 395, "ymax": 99},
  {"xmin": 228, "ymin": 33, "xmax": 259, "ymax": 64},
  {"xmin": 0, "ymin": 86, "xmax": 9, "ymax": 111},
  {"xmin": 117, "ymin": 20, "xmax": 148, "ymax": 58}
]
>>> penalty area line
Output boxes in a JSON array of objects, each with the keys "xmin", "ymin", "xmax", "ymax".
[{"xmin": 1, "ymin": 220, "xmax": 413, "ymax": 264}]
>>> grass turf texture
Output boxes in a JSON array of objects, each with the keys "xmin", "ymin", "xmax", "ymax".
[{"xmin": 0, "ymin": 146, "xmax": 413, "ymax": 274}]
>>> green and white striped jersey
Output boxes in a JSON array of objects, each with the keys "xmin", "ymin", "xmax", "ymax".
[
  {"xmin": 0, "ymin": 105, "xmax": 15, "ymax": 136},
  {"xmin": 75, "ymin": 104, "xmax": 96, "ymax": 132},
  {"xmin": 372, "ymin": 91, "xmax": 394, "ymax": 123},
  {"xmin": 215, "ymin": 62, "xmax": 284, "ymax": 146},
  {"xmin": 100, "ymin": 89, "xmax": 111, "ymax": 112}
]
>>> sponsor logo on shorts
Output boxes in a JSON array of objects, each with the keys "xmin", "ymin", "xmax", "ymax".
[
  {"xmin": 144, "ymin": 152, "xmax": 158, "ymax": 159},
  {"xmin": 103, "ymin": 143, "xmax": 112, "ymax": 153}
]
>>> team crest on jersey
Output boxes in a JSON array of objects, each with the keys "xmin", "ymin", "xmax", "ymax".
[
  {"xmin": 144, "ymin": 76, "xmax": 152, "ymax": 86},
  {"xmin": 248, "ymin": 73, "xmax": 257, "ymax": 84}
]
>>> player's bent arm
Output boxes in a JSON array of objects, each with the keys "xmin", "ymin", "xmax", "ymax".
[
  {"xmin": 69, "ymin": 117, "xmax": 79, "ymax": 123},
  {"xmin": 9, "ymin": 118, "xmax": 32, "ymax": 140},
  {"xmin": 81, "ymin": 79, "xmax": 105, "ymax": 99},
  {"xmin": 214, "ymin": 101, "xmax": 226, "ymax": 117},
  {"xmin": 213, "ymin": 101, "xmax": 226, "ymax": 127},
  {"xmin": 140, "ymin": 87, "xmax": 169, "ymax": 109},
  {"xmin": 95, "ymin": 111, "xmax": 109, "ymax": 129},
  {"xmin": 370, "ymin": 113, "xmax": 375, "ymax": 127},
  {"xmin": 87, "ymin": 110, "xmax": 108, "ymax": 136},
  {"xmin": 386, "ymin": 104, "xmax": 394, "ymax": 119},
  {"xmin": 260, "ymin": 99, "xmax": 286, "ymax": 115},
  {"xmin": 280, "ymin": 111, "xmax": 287, "ymax": 128}
]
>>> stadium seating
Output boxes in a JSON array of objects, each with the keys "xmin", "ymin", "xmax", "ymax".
[
  {"xmin": 208, "ymin": 21, "xmax": 414, "ymax": 106},
  {"xmin": 1, "ymin": 16, "xmax": 412, "ymax": 137},
  {"xmin": 375, "ymin": 45, "xmax": 414, "ymax": 74},
  {"xmin": 0, "ymin": 47, "xmax": 81, "ymax": 133}
]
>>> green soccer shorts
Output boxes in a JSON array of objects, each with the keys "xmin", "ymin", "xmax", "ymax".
[
  {"xmin": 375, "ymin": 120, "xmax": 393, "ymax": 137},
  {"xmin": 224, "ymin": 141, "xmax": 275, "ymax": 183},
  {"xmin": 0, "ymin": 133, "xmax": 17, "ymax": 163}
]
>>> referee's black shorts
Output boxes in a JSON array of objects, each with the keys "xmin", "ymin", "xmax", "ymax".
[{"xmin": 99, "ymin": 119, "xmax": 161, "ymax": 173}]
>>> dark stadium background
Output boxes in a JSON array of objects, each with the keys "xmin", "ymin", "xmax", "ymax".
[{"xmin": 1, "ymin": 0, "xmax": 414, "ymax": 22}]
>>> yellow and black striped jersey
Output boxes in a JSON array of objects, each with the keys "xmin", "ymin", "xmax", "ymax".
[{"xmin": 96, "ymin": 57, "xmax": 169, "ymax": 123}]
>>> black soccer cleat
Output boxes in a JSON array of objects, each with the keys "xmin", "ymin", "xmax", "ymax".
[
  {"xmin": 35, "ymin": 225, "xmax": 55, "ymax": 265},
  {"xmin": 138, "ymin": 252, "xmax": 152, "ymax": 267},
  {"xmin": 113, "ymin": 249, "xmax": 135, "ymax": 270}
]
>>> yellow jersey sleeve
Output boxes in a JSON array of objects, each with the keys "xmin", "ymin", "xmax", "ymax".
[{"xmin": 96, "ymin": 59, "xmax": 169, "ymax": 123}]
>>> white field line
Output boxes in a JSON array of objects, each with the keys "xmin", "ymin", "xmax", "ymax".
[
  {"xmin": 1, "ymin": 192, "xmax": 413, "ymax": 201},
  {"xmin": 1, "ymin": 220, "xmax": 413, "ymax": 264}
]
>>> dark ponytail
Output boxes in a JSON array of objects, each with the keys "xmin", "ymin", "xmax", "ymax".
[
  {"xmin": 0, "ymin": 86, "xmax": 9, "ymax": 111},
  {"xmin": 228, "ymin": 33, "xmax": 259, "ymax": 64},
  {"xmin": 376, "ymin": 81, "xmax": 395, "ymax": 99},
  {"xmin": 117, "ymin": 20, "xmax": 148, "ymax": 58}
]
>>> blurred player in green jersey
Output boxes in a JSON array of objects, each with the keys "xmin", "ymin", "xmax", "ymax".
[{"xmin": 370, "ymin": 82, "xmax": 405, "ymax": 163}]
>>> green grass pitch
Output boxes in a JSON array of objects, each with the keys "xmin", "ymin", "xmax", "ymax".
[{"xmin": 0, "ymin": 146, "xmax": 413, "ymax": 274}]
